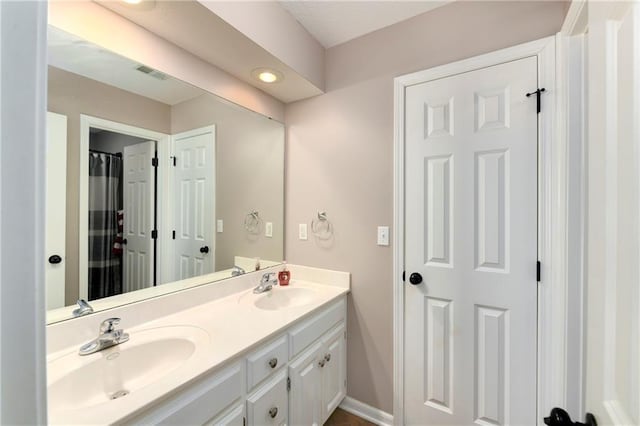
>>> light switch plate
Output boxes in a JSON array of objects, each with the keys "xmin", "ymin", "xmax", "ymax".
[
  {"xmin": 377, "ymin": 226, "xmax": 390, "ymax": 246},
  {"xmin": 299, "ymin": 223, "xmax": 308, "ymax": 240},
  {"xmin": 265, "ymin": 222, "xmax": 273, "ymax": 238},
  {"xmin": 217, "ymin": 219, "xmax": 223, "ymax": 233}
]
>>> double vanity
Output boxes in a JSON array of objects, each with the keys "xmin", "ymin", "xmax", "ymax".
[{"xmin": 46, "ymin": 265, "xmax": 350, "ymax": 425}]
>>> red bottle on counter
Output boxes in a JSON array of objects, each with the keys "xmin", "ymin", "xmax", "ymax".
[{"xmin": 278, "ymin": 262, "xmax": 290, "ymax": 286}]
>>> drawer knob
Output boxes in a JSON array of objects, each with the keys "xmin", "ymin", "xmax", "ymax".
[
  {"xmin": 319, "ymin": 359, "xmax": 326, "ymax": 368},
  {"xmin": 324, "ymin": 353, "xmax": 331, "ymax": 363},
  {"xmin": 269, "ymin": 407, "xmax": 278, "ymax": 419},
  {"xmin": 268, "ymin": 358, "xmax": 278, "ymax": 369}
]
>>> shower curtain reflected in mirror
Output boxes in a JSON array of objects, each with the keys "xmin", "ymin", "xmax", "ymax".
[{"xmin": 88, "ymin": 152, "xmax": 122, "ymax": 300}]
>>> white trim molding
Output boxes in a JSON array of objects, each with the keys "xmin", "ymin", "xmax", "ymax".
[
  {"xmin": 340, "ymin": 396, "xmax": 393, "ymax": 426},
  {"xmin": 393, "ymin": 35, "xmax": 571, "ymax": 424}
]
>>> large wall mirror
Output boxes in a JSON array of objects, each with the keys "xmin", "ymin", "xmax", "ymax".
[{"xmin": 46, "ymin": 26, "xmax": 284, "ymax": 323}]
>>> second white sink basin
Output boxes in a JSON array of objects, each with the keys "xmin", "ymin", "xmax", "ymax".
[
  {"xmin": 254, "ymin": 287, "xmax": 317, "ymax": 310},
  {"xmin": 47, "ymin": 325, "xmax": 209, "ymax": 412}
]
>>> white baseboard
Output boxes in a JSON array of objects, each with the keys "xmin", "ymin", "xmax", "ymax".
[{"xmin": 339, "ymin": 396, "xmax": 394, "ymax": 426}]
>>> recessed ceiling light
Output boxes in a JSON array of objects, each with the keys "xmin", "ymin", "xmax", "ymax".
[
  {"xmin": 123, "ymin": 0, "xmax": 142, "ymax": 3},
  {"xmin": 252, "ymin": 68, "xmax": 283, "ymax": 84}
]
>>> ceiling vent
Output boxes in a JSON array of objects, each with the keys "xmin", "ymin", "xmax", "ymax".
[{"xmin": 135, "ymin": 65, "xmax": 167, "ymax": 81}]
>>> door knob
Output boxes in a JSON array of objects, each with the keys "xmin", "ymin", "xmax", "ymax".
[
  {"xmin": 268, "ymin": 407, "xmax": 278, "ymax": 419},
  {"xmin": 48, "ymin": 255, "xmax": 62, "ymax": 264},
  {"xmin": 200, "ymin": 246, "xmax": 209, "ymax": 254},
  {"xmin": 544, "ymin": 408, "xmax": 597, "ymax": 426},
  {"xmin": 409, "ymin": 272, "xmax": 423, "ymax": 285}
]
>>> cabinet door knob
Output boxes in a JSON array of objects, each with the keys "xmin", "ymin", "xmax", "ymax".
[
  {"xmin": 324, "ymin": 353, "xmax": 331, "ymax": 362},
  {"xmin": 318, "ymin": 359, "xmax": 326, "ymax": 368},
  {"xmin": 268, "ymin": 407, "xmax": 278, "ymax": 419},
  {"xmin": 268, "ymin": 358, "xmax": 278, "ymax": 368}
]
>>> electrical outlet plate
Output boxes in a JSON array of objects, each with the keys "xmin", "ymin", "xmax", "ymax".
[
  {"xmin": 217, "ymin": 219, "xmax": 224, "ymax": 233},
  {"xmin": 299, "ymin": 223, "xmax": 308, "ymax": 240},
  {"xmin": 265, "ymin": 222, "xmax": 273, "ymax": 238}
]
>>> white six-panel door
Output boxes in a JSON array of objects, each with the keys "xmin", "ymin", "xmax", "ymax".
[
  {"xmin": 172, "ymin": 126, "xmax": 215, "ymax": 281},
  {"xmin": 45, "ymin": 111, "xmax": 67, "ymax": 309},
  {"xmin": 123, "ymin": 140, "xmax": 156, "ymax": 293},
  {"xmin": 404, "ymin": 56, "xmax": 538, "ymax": 425}
]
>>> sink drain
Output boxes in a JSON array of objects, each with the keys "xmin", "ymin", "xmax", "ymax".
[{"xmin": 110, "ymin": 390, "xmax": 130, "ymax": 400}]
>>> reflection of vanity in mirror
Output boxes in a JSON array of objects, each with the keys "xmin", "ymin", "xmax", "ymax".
[{"xmin": 46, "ymin": 27, "xmax": 284, "ymax": 322}]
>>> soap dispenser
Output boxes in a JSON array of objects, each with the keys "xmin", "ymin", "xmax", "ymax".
[{"xmin": 278, "ymin": 262, "xmax": 290, "ymax": 286}]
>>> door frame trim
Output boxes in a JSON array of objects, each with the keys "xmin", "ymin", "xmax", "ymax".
[
  {"xmin": 393, "ymin": 35, "xmax": 568, "ymax": 424},
  {"xmin": 79, "ymin": 115, "xmax": 170, "ymax": 300}
]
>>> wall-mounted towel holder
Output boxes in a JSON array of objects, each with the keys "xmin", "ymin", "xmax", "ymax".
[
  {"xmin": 244, "ymin": 210, "xmax": 261, "ymax": 234},
  {"xmin": 311, "ymin": 211, "xmax": 333, "ymax": 239}
]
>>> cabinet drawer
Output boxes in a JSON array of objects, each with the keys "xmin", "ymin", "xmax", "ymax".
[
  {"xmin": 131, "ymin": 362, "xmax": 243, "ymax": 425},
  {"xmin": 246, "ymin": 371, "xmax": 288, "ymax": 426},
  {"xmin": 246, "ymin": 334, "xmax": 288, "ymax": 390},
  {"xmin": 289, "ymin": 298, "xmax": 345, "ymax": 358}
]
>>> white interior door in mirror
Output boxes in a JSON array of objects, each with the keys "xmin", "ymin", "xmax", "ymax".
[
  {"xmin": 404, "ymin": 56, "xmax": 538, "ymax": 425},
  {"xmin": 46, "ymin": 112, "xmax": 67, "ymax": 309},
  {"xmin": 172, "ymin": 126, "xmax": 215, "ymax": 281},
  {"xmin": 123, "ymin": 140, "xmax": 156, "ymax": 292}
]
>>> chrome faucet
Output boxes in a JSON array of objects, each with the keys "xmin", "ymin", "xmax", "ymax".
[
  {"xmin": 253, "ymin": 272, "xmax": 277, "ymax": 294},
  {"xmin": 72, "ymin": 299, "xmax": 94, "ymax": 317},
  {"xmin": 78, "ymin": 318, "xmax": 129, "ymax": 356},
  {"xmin": 231, "ymin": 265, "xmax": 246, "ymax": 276}
]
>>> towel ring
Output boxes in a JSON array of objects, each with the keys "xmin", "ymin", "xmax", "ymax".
[
  {"xmin": 244, "ymin": 210, "xmax": 261, "ymax": 233},
  {"xmin": 311, "ymin": 211, "xmax": 333, "ymax": 239}
]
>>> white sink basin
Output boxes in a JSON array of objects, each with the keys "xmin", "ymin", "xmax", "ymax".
[
  {"xmin": 254, "ymin": 287, "xmax": 317, "ymax": 310},
  {"xmin": 47, "ymin": 325, "xmax": 209, "ymax": 411}
]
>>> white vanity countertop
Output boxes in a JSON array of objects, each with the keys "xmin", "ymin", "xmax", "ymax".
[{"xmin": 46, "ymin": 265, "xmax": 349, "ymax": 425}]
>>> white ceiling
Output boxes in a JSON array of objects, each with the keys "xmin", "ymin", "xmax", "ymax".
[
  {"xmin": 48, "ymin": 27, "xmax": 205, "ymax": 106},
  {"xmin": 279, "ymin": 0, "xmax": 452, "ymax": 48}
]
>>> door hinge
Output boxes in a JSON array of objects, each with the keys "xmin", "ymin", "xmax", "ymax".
[
  {"xmin": 526, "ymin": 88, "xmax": 546, "ymax": 113},
  {"xmin": 151, "ymin": 229, "xmax": 158, "ymax": 240},
  {"xmin": 170, "ymin": 156, "xmax": 176, "ymax": 167},
  {"xmin": 172, "ymin": 230, "xmax": 176, "ymax": 240},
  {"xmin": 243, "ymin": 416, "xmax": 246, "ymax": 426},
  {"xmin": 344, "ymin": 330, "xmax": 347, "ymax": 340},
  {"xmin": 287, "ymin": 377, "xmax": 291, "ymax": 391},
  {"xmin": 402, "ymin": 271, "xmax": 405, "ymax": 282},
  {"xmin": 537, "ymin": 261, "xmax": 541, "ymax": 282},
  {"xmin": 151, "ymin": 157, "xmax": 159, "ymax": 167}
]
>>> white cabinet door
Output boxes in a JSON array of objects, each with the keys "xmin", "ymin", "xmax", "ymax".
[
  {"xmin": 288, "ymin": 342, "xmax": 322, "ymax": 426},
  {"xmin": 123, "ymin": 140, "xmax": 156, "ymax": 292},
  {"xmin": 247, "ymin": 370, "xmax": 288, "ymax": 426},
  {"xmin": 207, "ymin": 403, "xmax": 245, "ymax": 426},
  {"xmin": 320, "ymin": 324, "xmax": 346, "ymax": 423},
  {"xmin": 172, "ymin": 126, "xmax": 215, "ymax": 281},
  {"xmin": 404, "ymin": 56, "xmax": 538, "ymax": 425}
]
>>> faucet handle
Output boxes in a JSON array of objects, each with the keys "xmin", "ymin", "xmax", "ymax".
[
  {"xmin": 261, "ymin": 272, "xmax": 277, "ymax": 283},
  {"xmin": 100, "ymin": 318, "xmax": 121, "ymax": 333}
]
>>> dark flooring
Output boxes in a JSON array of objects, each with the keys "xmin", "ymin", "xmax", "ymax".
[{"xmin": 324, "ymin": 408, "xmax": 377, "ymax": 426}]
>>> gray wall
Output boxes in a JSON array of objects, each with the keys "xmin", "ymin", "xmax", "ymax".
[{"xmin": 284, "ymin": 0, "xmax": 569, "ymax": 413}]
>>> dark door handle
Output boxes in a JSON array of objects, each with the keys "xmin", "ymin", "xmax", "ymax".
[
  {"xmin": 122, "ymin": 239, "xmax": 128, "ymax": 245},
  {"xmin": 544, "ymin": 408, "xmax": 597, "ymax": 426},
  {"xmin": 48, "ymin": 255, "xmax": 62, "ymax": 264},
  {"xmin": 409, "ymin": 272, "xmax": 423, "ymax": 285},
  {"xmin": 200, "ymin": 246, "xmax": 209, "ymax": 254}
]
